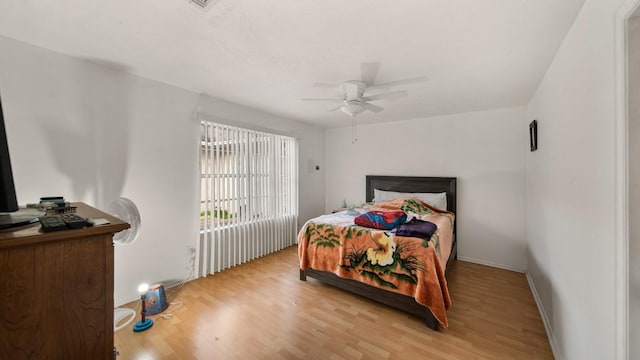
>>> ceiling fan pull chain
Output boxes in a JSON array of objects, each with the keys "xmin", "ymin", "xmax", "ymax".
[{"xmin": 352, "ymin": 116, "xmax": 358, "ymax": 144}]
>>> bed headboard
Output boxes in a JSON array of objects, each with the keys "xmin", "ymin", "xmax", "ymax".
[{"xmin": 365, "ymin": 175, "xmax": 457, "ymax": 215}]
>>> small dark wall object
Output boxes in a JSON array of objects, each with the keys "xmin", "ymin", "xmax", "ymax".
[{"xmin": 529, "ymin": 120, "xmax": 538, "ymax": 151}]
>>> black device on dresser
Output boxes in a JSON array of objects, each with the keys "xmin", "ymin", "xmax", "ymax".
[{"xmin": 39, "ymin": 213, "xmax": 90, "ymax": 232}]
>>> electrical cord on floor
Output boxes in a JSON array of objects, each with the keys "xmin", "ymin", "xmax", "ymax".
[{"xmin": 160, "ymin": 301, "xmax": 184, "ymax": 320}]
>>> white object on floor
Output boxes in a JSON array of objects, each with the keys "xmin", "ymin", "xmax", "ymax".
[{"xmin": 114, "ymin": 307, "xmax": 136, "ymax": 332}]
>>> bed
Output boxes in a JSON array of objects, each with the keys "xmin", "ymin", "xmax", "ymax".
[{"xmin": 298, "ymin": 175, "xmax": 457, "ymax": 330}]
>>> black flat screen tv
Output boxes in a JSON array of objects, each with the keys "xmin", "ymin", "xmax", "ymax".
[
  {"xmin": 0, "ymin": 92, "xmax": 43, "ymax": 228},
  {"xmin": 0, "ymin": 94, "xmax": 18, "ymax": 212}
]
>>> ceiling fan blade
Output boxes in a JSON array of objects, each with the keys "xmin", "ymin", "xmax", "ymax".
[
  {"xmin": 360, "ymin": 62, "xmax": 381, "ymax": 85},
  {"xmin": 312, "ymin": 82, "xmax": 339, "ymax": 88},
  {"xmin": 328, "ymin": 105, "xmax": 344, "ymax": 112},
  {"xmin": 301, "ymin": 98, "xmax": 343, "ymax": 102},
  {"xmin": 362, "ymin": 90, "xmax": 408, "ymax": 102},
  {"xmin": 373, "ymin": 76, "xmax": 428, "ymax": 89},
  {"xmin": 363, "ymin": 102, "xmax": 384, "ymax": 113}
]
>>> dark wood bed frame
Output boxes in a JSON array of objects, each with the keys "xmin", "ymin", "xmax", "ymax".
[{"xmin": 299, "ymin": 175, "xmax": 457, "ymax": 330}]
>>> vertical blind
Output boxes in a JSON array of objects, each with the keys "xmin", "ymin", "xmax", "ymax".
[{"xmin": 199, "ymin": 121, "xmax": 298, "ymax": 276}]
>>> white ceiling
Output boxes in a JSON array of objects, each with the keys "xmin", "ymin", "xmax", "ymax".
[{"xmin": 0, "ymin": 0, "xmax": 585, "ymax": 128}]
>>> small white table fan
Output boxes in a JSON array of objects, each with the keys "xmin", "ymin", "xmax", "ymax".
[{"xmin": 109, "ymin": 197, "xmax": 141, "ymax": 332}]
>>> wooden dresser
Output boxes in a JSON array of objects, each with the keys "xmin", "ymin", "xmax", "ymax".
[{"xmin": 0, "ymin": 203, "xmax": 129, "ymax": 359}]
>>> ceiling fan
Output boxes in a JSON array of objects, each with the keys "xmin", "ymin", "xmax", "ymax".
[{"xmin": 302, "ymin": 63, "xmax": 427, "ymax": 117}]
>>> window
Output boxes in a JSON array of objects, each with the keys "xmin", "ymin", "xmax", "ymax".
[{"xmin": 199, "ymin": 121, "xmax": 298, "ymax": 275}]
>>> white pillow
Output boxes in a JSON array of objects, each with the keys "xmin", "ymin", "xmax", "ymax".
[{"xmin": 373, "ymin": 189, "xmax": 448, "ymax": 211}]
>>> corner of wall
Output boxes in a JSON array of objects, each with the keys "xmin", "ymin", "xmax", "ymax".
[{"xmin": 525, "ymin": 272, "xmax": 563, "ymax": 360}]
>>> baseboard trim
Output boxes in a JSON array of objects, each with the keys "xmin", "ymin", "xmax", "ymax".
[
  {"xmin": 457, "ymin": 256, "xmax": 525, "ymax": 273},
  {"xmin": 526, "ymin": 272, "xmax": 563, "ymax": 360}
]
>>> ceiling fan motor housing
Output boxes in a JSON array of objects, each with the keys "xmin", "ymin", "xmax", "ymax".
[{"xmin": 341, "ymin": 81, "xmax": 366, "ymax": 99}]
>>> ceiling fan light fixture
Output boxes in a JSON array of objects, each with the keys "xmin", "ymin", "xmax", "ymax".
[{"xmin": 341, "ymin": 100, "xmax": 365, "ymax": 116}]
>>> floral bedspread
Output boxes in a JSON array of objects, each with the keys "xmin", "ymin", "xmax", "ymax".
[{"xmin": 298, "ymin": 197, "xmax": 455, "ymax": 327}]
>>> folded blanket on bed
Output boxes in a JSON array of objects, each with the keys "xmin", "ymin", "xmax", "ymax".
[
  {"xmin": 354, "ymin": 210, "xmax": 407, "ymax": 230},
  {"xmin": 394, "ymin": 218, "xmax": 437, "ymax": 240}
]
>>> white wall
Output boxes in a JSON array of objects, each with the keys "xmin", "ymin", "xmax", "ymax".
[
  {"xmin": 0, "ymin": 35, "xmax": 325, "ymax": 305},
  {"xmin": 628, "ymin": 13, "xmax": 640, "ymax": 360},
  {"xmin": 525, "ymin": 0, "xmax": 624, "ymax": 359},
  {"xmin": 325, "ymin": 107, "xmax": 527, "ymax": 271}
]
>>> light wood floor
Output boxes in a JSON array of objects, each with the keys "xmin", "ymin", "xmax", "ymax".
[{"xmin": 114, "ymin": 246, "xmax": 553, "ymax": 359}]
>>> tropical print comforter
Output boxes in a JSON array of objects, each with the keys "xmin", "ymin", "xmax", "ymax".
[{"xmin": 298, "ymin": 197, "xmax": 455, "ymax": 327}]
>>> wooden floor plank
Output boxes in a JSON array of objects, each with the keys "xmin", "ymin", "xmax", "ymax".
[{"xmin": 115, "ymin": 246, "xmax": 553, "ymax": 359}]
